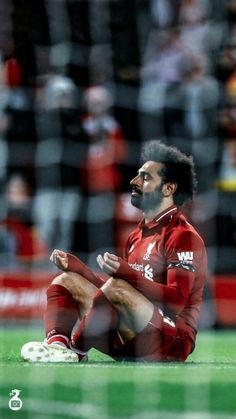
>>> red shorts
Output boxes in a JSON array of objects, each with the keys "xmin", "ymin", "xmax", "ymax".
[{"xmin": 95, "ymin": 306, "xmax": 194, "ymax": 362}]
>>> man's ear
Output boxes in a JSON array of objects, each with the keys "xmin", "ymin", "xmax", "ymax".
[{"xmin": 162, "ymin": 182, "xmax": 177, "ymax": 197}]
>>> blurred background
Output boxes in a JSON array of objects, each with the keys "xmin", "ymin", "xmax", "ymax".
[{"xmin": 0, "ymin": 0, "xmax": 235, "ymax": 330}]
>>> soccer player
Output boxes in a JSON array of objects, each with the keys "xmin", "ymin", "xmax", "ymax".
[{"xmin": 21, "ymin": 140, "xmax": 207, "ymax": 363}]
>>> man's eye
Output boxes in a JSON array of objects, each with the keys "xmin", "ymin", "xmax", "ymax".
[{"xmin": 143, "ymin": 174, "xmax": 150, "ymax": 181}]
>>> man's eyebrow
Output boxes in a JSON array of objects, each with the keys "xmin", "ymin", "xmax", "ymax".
[{"xmin": 138, "ymin": 169, "xmax": 152, "ymax": 177}]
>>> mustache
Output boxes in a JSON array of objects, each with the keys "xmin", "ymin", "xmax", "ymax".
[{"xmin": 131, "ymin": 185, "xmax": 142, "ymax": 194}]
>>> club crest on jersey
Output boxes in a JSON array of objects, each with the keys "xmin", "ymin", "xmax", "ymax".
[
  {"xmin": 143, "ymin": 242, "xmax": 155, "ymax": 261},
  {"xmin": 177, "ymin": 251, "xmax": 193, "ymax": 264}
]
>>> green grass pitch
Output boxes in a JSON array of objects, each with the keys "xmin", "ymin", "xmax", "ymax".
[{"xmin": 0, "ymin": 327, "xmax": 236, "ymax": 419}]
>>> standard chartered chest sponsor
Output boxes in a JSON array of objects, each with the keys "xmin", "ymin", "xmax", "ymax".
[
  {"xmin": 128, "ymin": 262, "xmax": 144, "ymax": 271},
  {"xmin": 128, "ymin": 262, "xmax": 154, "ymax": 281}
]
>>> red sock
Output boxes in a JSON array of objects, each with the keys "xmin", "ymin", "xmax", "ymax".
[
  {"xmin": 44, "ymin": 284, "xmax": 79, "ymax": 341},
  {"xmin": 71, "ymin": 289, "xmax": 118, "ymax": 353}
]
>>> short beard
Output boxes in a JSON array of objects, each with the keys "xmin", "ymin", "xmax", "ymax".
[{"xmin": 131, "ymin": 186, "xmax": 163, "ymax": 212}]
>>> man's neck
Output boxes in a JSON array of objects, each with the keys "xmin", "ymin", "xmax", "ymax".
[{"xmin": 143, "ymin": 200, "xmax": 175, "ymax": 224}]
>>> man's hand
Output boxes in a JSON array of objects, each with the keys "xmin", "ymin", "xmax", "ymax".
[
  {"xmin": 50, "ymin": 249, "xmax": 69, "ymax": 270},
  {"xmin": 96, "ymin": 252, "xmax": 120, "ymax": 275}
]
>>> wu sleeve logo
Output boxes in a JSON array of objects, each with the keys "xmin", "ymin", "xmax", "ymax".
[
  {"xmin": 177, "ymin": 251, "xmax": 193, "ymax": 262},
  {"xmin": 175, "ymin": 251, "xmax": 195, "ymax": 271}
]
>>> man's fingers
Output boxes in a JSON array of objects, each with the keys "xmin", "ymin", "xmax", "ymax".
[
  {"xmin": 96, "ymin": 254, "xmax": 111, "ymax": 273},
  {"xmin": 55, "ymin": 249, "xmax": 67, "ymax": 258},
  {"xmin": 103, "ymin": 254, "xmax": 115, "ymax": 268},
  {"xmin": 96, "ymin": 253, "xmax": 120, "ymax": 274},
  {"xmin": 97, "ymin": 254, "xmax": 109, "ymax": 270},
  {"xmin": 50, "ymin": 249, "xmax": 68, "ymax": 270},
  {"xmin": 50, "ymin": 249, "xmax": 63, "ymax": 261},
  {"xmin": 104, "ymin": 252, "xmax": 118, "ymax": 261},
  {"xmin": 96, "ymin": 254, "xmax": 103, "ymax": 268},
  {"xmin": 50, "ymin": 250, "xmax": 58, "ymax": 263}
]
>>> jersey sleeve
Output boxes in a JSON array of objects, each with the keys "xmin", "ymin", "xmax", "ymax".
[
  {"xmin": 164, "ymin": 229, "xmax": 203, "ymax": 274},
  {"xmin": 66, "ymin": 253, "xmax": 105, "ymax": 288},
  {"xmin": 114, "ymin": 230, "xmax": 205, "ymax": 315}
]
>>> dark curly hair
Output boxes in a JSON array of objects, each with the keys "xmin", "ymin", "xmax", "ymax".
[{"xmin": 140, "ymin": 140, "xmax": 197, "ymax": 205}]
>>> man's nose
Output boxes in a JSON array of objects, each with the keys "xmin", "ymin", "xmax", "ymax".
[{"xmin": 130, "ymin": 174, "xmax": 141, "ymax": 186}]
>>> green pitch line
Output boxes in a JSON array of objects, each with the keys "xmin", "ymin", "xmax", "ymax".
[{"xmin": 0, "ymin": 328, "xmax": 236, "ymax": 419}]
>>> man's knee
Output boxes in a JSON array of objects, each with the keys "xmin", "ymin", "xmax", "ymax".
[
  {"xmin": 102, "ymin": 277, "xmax": 154, "ymax": 337},
  {"xmin": 101, "ymin": 277, "xmax": 133, "ymax": 305},
  {"xmin": 52, "ymin": 272, "xmax": 97, "ymax": 299}
]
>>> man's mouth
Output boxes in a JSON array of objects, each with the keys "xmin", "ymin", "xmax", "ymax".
[{"xmin": 131, "ymin": 186, "xmax": 142, "ymax": 195}]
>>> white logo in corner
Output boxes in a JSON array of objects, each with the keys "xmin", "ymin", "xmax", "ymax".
[
  {"xmin": 143, "ymin": 242, "xmax": 155, "ymax": 260},
  {"xmin": 9, "ymin": 389, "xmax": 22, "ymax": 411},
  {"xmin": 177, "ymin": 251, "xmax": 193, "ymax": 262}
]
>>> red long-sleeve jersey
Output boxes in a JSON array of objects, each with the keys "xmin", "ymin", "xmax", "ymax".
[{"xmin": 113, "ymin": 205, "xmax": 207, "ymax": 342}]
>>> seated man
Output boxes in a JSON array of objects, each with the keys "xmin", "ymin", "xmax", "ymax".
[{"xmin": 21, "ymin": 140, "xmax": 207, "ymax": 363}]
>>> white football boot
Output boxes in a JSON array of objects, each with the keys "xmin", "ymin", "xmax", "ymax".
[{"xmin": 21, "ymin": 341, "xmax": 84, "ymax": 363}]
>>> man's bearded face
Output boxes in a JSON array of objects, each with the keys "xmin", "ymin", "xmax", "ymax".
[{"xmin": 131, "ymin": 183, "xmax": 163, "ymax": 212}]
